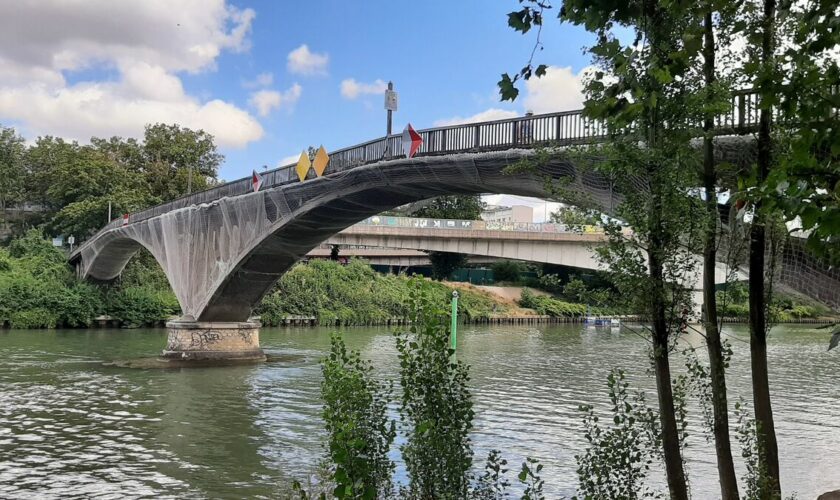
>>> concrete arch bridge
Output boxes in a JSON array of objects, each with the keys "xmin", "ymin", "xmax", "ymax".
[{"xmin": 68, "ymin": 93, "xmax": 838, "ymax": 361}]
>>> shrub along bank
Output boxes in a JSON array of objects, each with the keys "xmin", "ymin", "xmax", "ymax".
[
  {"xmin": 0, "ymin": 230, "xmax": 180, "ymax": 329},
  {"xmin": 1, "ymin": 231, "xmax": 830, "ymax": 329},
  {"xmin": 0, "ymin": 234, "xmax": 508, "ymax": 328},
  {"xmin": 256, "ymin": 259, "xmax": 504, "ymax": 326}
]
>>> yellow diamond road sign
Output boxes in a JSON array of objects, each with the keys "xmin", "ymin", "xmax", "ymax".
[
  {"xmin": 295, "ymin": 152, "xmax": 311, "ymax": 182},
  {"xmin": 313, "ymin": 146, "xmax": 329, "ymax": 177}
]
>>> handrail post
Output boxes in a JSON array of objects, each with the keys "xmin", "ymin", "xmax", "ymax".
[
  {"xmin": 473, "ymin": 125, "xmax": 480, "ymax": 149},
  {"xmin": 738, "ymin": 94, "xmax": 746, "ymax": 130},
  {"xmin": 555, "ymin": 115, "xmax": 561, "ymax": 143},
  {"xmin": 512, "ymin": 120, "xmax": 519, "ymax": 145}
]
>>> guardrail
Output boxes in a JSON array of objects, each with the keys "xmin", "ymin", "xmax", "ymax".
[{"xmin": 74, "ymin": 90, "xmax": 761, "ymax": 253}]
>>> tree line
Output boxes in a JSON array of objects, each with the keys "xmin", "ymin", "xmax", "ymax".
[{"xmin": 0, "ymin": 123, "xmax": 223, "ymax": 239}]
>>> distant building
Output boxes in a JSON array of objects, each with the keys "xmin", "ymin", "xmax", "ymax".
[{"xmin": 481, "ymin": 204, "xmax": 533, "ymax": 223}]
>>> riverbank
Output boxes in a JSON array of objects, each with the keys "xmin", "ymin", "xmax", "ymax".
[{"xmin": 1, "ymin": 233, "xmax": 836, "ymax": 329}]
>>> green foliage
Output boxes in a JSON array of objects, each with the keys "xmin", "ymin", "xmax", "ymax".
[
  {"xmin": 574, "ymin": 370, "xmax": 662, "ymax": 499},
  {"xmin": 519, "ymin": 288, "xmax": 589, "ymax": 317},
  {"xmin": 735, "ymin": 399, "xmax": 769, "ymax": 500},
  {"xmin": 413, "ymin": 195, "xmax": 486, "ymax": 220},
  {"xmin": 141, "ymin": 123, "xmax": 223, "ymax": 200},
  {"xmin": 4, "ymin": 121, "xmax": 222, "ymax": 241},
  {"xmin": 473, "ymin": 450, "xmax": 510, "ymax": 499},
  {"xmin": 490, "ymin": 260, "xmax": 526, "ymax": 283},
  {"xmin": 320, "ymin": 335, "xmax": 395, "ymax": 499},
  {"xmin": 550, "ymin": 207, "xmax": 600, "ymax": 231},
  {"xmin": 0, "ymin": 124, "xmax": 26, "ymax": 213},
  {"xmin": 395, "ymin": 279, "xmax": 474, "ymax": 498},
  {"xmin": 428, "ymin": 251, "xmax": 468, "ymax": 281},
  {"xmin": 257, "ymin": 259, "xmax": 504, "ymax": 326},
  {"xmin": 518, "ymin": 457, "xmax": 546, "ymax": 500},
  {"xmin": 0, "ymin": 230, "xmax": 103, "ymax": 328},
  {"xmin": 105, "ymin": 286, "xmax": 179, "ymax": 328},
  {"xmin": 0, "ymin": 231, "xmax": 180, "ymax": 328},
  {"xmin": 716, "ymin": 282, "xmax": 826, "ymax": 320}
]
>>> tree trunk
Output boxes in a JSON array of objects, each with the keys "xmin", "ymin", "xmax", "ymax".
[
  {"xmin": 652, "ymin": 332, "xmax": 689, "ymax": 500},
  {"xmin": 702, "ymin": 9, "xmax": 740, "ymax": 500},
  {"xmin": 649, "ymin": 182, "xmax": 689, "ymax": 500},
  {"xmin": 750, "ymin": 0, "xmax": 782, "ymax": 496}
]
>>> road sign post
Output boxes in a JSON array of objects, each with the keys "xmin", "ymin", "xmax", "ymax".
[{"xmin": 384, "ymin": 81, "xmax": 397, "ymax": 158}]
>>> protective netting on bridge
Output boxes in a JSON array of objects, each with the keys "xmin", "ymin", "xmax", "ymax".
[{"xmin": 76, "ymin": 138, "xmax": 836, "ymax": 321}]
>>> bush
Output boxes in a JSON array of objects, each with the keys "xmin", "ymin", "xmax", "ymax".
[
  {"xmin": 9, "ymin": 308, "xmax": 59, "ymax": 329},
  {"xmin": 491, "ymin": 260, "xmax": 526, "ymax": 283},
  {"xmin": 256, "ymin": 259, "xmax": 505, "ymax": 326},
  {"xmin": 105, "ymin": 286, "xmax": 180, "ymax": 327},
  {"xmin": 519, "ymin": 288, "xmax": 589, "ymax": 317},
  {"xmin": 320, "ymin": 334, "xmax": 395, "ymax": 498},
  {"xmin": 0, "ymin": 230, "xmax": 107, "ymax": 328}
]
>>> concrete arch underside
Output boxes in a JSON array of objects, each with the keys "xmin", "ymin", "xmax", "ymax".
[{"xmin": 76, "ymin": 150, "xmax": 623, "ymax": 321}]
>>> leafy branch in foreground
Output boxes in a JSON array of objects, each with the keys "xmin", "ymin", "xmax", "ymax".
[{"xmin": 320, "ymin": 335, "xmax": 396, "ymax": 499}]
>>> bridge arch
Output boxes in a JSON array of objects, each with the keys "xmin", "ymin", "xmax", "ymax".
[{"xmin": 72, "ymin": 136, "xmax": 765, "ymax": 323}]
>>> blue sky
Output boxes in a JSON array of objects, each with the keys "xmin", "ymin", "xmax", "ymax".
[
  {"xmin": 0, "ymin": 0, "xmax": 597, "ymax": 213},
  {"xmin": 216, "ymin": 1, "xmax": 595, "ymax": 179}
]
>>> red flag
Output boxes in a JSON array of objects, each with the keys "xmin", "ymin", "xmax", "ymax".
[
  {"xmin": 122, "ymin": 213, "xmax": 129, "ymax": 226},
  {"xmin": 252, "ymin": 169, "xmax": 263, "ymax": 192},
  {"xmin": 402, "ymin": 123, "xmax": 423, "ymax": 158}
]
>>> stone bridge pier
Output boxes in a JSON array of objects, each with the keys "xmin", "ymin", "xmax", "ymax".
[{"xmin": 162, "ymin": 320, "xmax": 264, "ymax": 362}]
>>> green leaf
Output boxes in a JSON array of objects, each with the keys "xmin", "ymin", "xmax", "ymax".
[
  {"xmin": 507, "ymin": 9, "xmax": 533, "ymax": 33},
  {"xmin": 498, "ymin": 74, "xmax": 520, "ymax": 102}
]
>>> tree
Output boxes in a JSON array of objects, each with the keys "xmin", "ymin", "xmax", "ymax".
[
  {"xmin": 26, "ymin": 138, "xmax": 152, "ymax": 237},
  {"xmin": 550, "ymin": 206, "xmax": 600, "ymax": 231},
  {"xmin": 428, "ymin": 252, "xmax": 467, "ymax": 281},
  {"xmin": 767, "ymin": 0, "xmax": 840, "ymax": 264},
  {"xmin": 395, "ymin": 280, "xmax": 474, "ymax": 498},
  {"xmin": 0, "ymin": 125, "xmax": 26, "ymax": 225},
  {"xmin": 142, "ymin": 123, "xmax": 223, "ymax": 200},
  {"xmin": 413, "ymin": 194, "xmax": 486, "ymax": 220},
  {"xmin": 415, "ymin": 194, "xmax": 485, "ymax": 280},
  {"xmin": 501, "ymin": 1, "xmax": 714, "ymax": 497},
  {"xmin": 697, "ymin": 1, "xmax": 741, "ymax": 496}
]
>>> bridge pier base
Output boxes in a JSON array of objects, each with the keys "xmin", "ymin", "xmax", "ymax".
[{"xmin": 162, "ymin": 320, "xmax": 265, "ymax": 362}]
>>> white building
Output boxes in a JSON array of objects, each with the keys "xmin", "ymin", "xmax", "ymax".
[{"xmin": 481, "ymin": 204, "xmax": 533, "ymax": 223}]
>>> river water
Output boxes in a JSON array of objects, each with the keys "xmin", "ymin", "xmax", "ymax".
[{"xmin": 1, "ymin": 324, "xmax": 837, "ymax": 498}]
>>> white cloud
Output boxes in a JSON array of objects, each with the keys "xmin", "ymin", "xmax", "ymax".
[
  {"xmin": 249, "ymin": 84, "xmax": 302, "ymax": 117},
  {"xmin": 340, "ymin": 78, "xmax": 387, "ymax": 100},
  {"xmin": 243, "ymin": 72, "xmax": 274, "ymax": 89},
  {"xmin": 287, "ymin": 44, "xmax": 329, "ymax": 76},
  {"xmin": 522, "ymin": 65, "xmax": 590, "ymax": 114},
  {"xmin": 0, "ymin": 63, "xmax": 263, "ymax": 148},
  {"xmin": 433, "ymin": 65, "xmax": 589, "ymax": 129},
  {"xmin": 278, "ymin": 153, "xmax": 303, "ymax": 167},
  {"xmin": 434, "ymin": 108, "xmax": 519, "ymax": 127},
  {"xmin": 0, "ymin": 0, "xmax": 263, "ymax": 148}
]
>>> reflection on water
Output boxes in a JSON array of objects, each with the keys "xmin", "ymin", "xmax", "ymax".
[{"xmin": 1, "ymin": 324, "xmax": 838, "ymax": 498}]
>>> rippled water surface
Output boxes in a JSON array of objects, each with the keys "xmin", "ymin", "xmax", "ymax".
[{"xmin": 1, "ymin": 324, "xmax": 838, "ymax": 498}]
